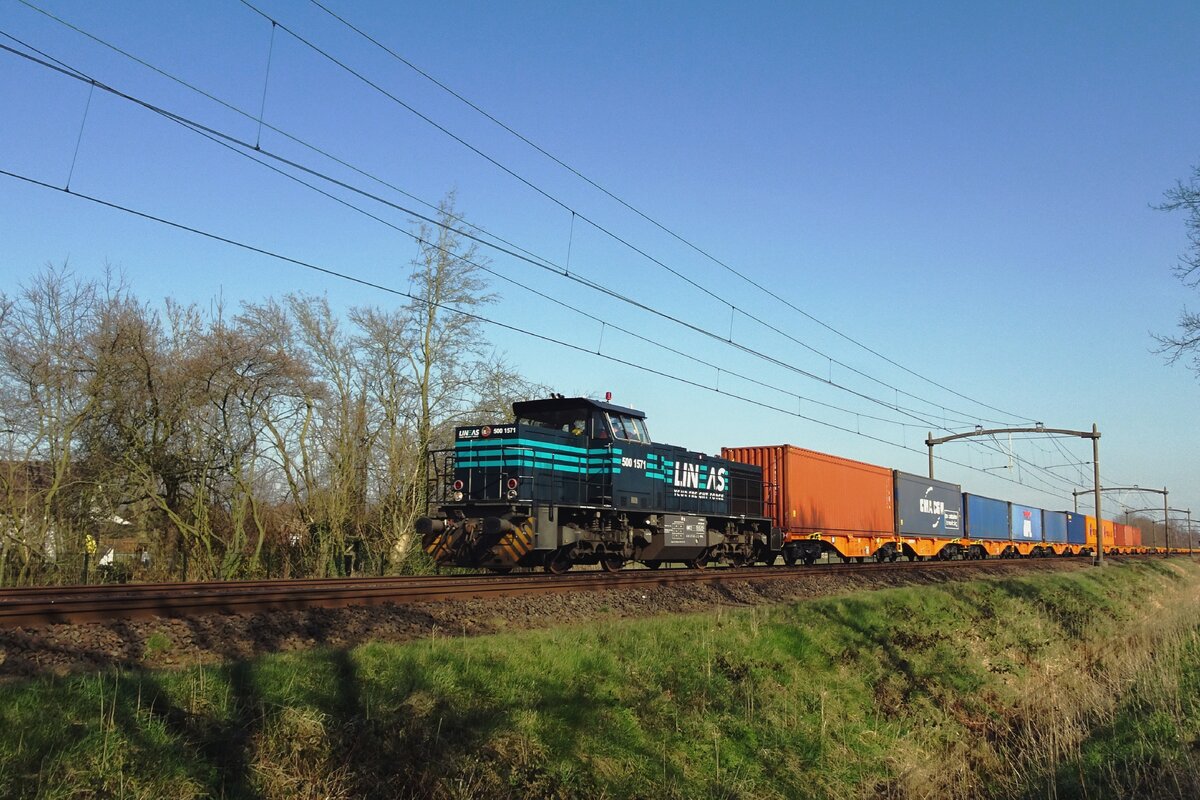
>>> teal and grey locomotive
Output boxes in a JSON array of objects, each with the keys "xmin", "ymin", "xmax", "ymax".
[{"xmin": 417, "ymin": 395, "xmax": 780, "ymax": 573}]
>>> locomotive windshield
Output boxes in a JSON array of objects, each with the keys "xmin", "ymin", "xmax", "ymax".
[
  {"xmin": 606, "ymin": 412, "xmax": 650, "ymax": 443},
  {"xmin": 509, "ymin": 397, "xmax": 651, "ymax": 442}
]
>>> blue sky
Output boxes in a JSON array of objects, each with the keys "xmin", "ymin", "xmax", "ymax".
[{"xmin": 1, "ymin": 0, "xmax": 1198, "ymax": 520}]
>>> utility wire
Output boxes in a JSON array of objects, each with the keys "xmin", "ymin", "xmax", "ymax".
[
  {"xmin": 0, "ymin": 34, "xmax": 1001, "ymax": 438},
  {"xmin": 306, "ymin": 0, "xmax": 1039, "ymax": 425},
  {"xmin": 236, "ymin": 0, "xmax": 1037, "ymax": 429},
  {"xmin": 0, "ymin": 163, "xmax": 1076, "ymax": 506},
  {"xmin": 180, "ymin": 110, "xmax": 929, "ymax": 432},
  {"xmin": 0, "ymin": 31, "xmax": 1081, "ymax": 505},
  {"xmin": 0, "ymin": 25, "xmax": 1087, "ymax": 504},
  {"xmin": 12, "ymin": 0, "xmax": 1045, "ymax": 433}
]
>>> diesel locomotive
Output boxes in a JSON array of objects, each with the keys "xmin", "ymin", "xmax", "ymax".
[{"xmin": 417, "ymin": 395, "xmax": 780, "ymax": 573}]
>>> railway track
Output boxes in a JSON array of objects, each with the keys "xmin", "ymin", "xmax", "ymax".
[{"xmin": 0, "ymin": 556, "xmax": 1127, "ymax": 629}]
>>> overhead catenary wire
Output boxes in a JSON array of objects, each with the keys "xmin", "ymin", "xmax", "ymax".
[
  {"xmin": 0, "ymin": 34, "xmax": 1003, "ymax": 438},
  {"xmin": 0, "ymin": 31, "xmax": 1088, "ymax": 506},
  {"xmin": 234, "ymin": 0, "xmax": 1041, "ymax": 429},
  {"xmin": 7, "ymin": 2, "xmax": 1046, "ymax": 436},
  {"xmin": 0, "ymin": 163, "xmax": 1081, "ymax": 507},
  {"xmin": 305, "ymin": 0, "xmax": 1039, "ymax": 425},
  {"xmin": 0, "ymin": 21, "xmax": 1095, "ymax": 504},
  {"xmin": 0, "ymin": 24, "xmax": 1000, "ymax": 438}
]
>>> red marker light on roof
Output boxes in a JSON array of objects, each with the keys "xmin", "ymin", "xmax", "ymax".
[{"xmin": 605, "ymin": 391, "xmax": 612, "ymax": 402}]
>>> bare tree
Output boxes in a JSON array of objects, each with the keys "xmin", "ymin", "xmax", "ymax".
[
  {"xmin": 1155, "ymin": 164, "xmax": 1200, "ymax": 373},
  {"xmin": 0, "ymin": 265, "xmax": 101, "ymax": 585},
  {"xmin": 0, "ymin": 194, "xmax": 543, "ymax": 584}
]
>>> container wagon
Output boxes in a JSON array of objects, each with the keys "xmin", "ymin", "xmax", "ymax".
[
  {"xmin": 720, "ymin": 445, "xmax": 896, "ymax": 564},
  {"xmin": 894, "ymin": 472, "xmax": 964, "ymax": 559}
]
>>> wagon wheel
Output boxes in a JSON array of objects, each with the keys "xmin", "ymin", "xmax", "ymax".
[
  {"xmin": 688, "ymin": 553, "xmax": 709, "ymax": 570},
  {"xmin": 643, "ymin": 560, "xmax": 662, "ymax": 570},
  {"xmin": 544, "ymin": 548, "xmax": 572, "ymax": 575},
  {"xmin": 783, "ymin": 551, "xmax": 797, "ymax": 567},
  {"xmin": 599, "ymin": 554, "xmax": 625, "ymax": 573}
]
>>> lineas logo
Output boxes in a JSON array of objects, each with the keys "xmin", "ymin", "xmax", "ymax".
[{"xmin": 673, "ymin": 462, "xmax": 728, "ymax": 492}]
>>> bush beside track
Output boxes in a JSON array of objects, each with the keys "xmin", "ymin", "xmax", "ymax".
[{"xmin": 1, "ymin": 559, "xmax": 1198, "ymax": 799}]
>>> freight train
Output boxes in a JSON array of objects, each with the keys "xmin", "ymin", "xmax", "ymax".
[{"xmin": 416, "ymin": 396, "xmax": 1177, "ymax": 573}]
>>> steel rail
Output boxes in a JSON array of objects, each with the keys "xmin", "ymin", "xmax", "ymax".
[{"xmin": 0, "ymin": 557, "xmax": 1112, "ymax": 629}]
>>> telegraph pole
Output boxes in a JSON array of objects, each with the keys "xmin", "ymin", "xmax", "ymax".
[
  {"xmin": 1092, "ymin": 425, "xmax": 1102, "ymax": 566},
  {"xmin": 1164, "ymin": 488, "xmax": 1170, "ymax": 555}
]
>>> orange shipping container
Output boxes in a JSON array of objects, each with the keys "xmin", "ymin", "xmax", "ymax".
[
  {"xmin": 1129, "ymin": 525, "xmax": 1142, "ymax": 548},
  {"xmin": 1085, "ymin": 516, "xmax": 1116, "ymax": 549},
  {"xmin": 720, "ymin": 445, "xmax": 895, "ymax": 540}
]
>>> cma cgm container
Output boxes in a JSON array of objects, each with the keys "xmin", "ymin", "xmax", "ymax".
[
  {"xmin": 1011, "ymin": 504, "xmax": 1044, "ymax": 542},
  {"xmin": 963, "ymin": 494, "xmax": 1010, "ymax": 540},
  {"xmin": 720, "ymin": 444, "xmax": 894, "ymax": 538},
  {"xmin": 894, "ymin": 472, "xmax": 962, "ymax": 536},
  {"xmin": 1066, "ymin": 511, "xmax": 1088, "ymax": 545},
  {"xmin": 1043, "ymin": 510, "xmax": 1068, "ymax": 543}
]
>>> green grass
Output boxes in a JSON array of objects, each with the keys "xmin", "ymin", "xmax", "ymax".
[
  {"xmin": 1035, "ymin": 620, "xmax": 1200, "ymax": 799},
  {"xmin": 1, "ymin": 560, "xmax": 1198, "ymax": 799}
]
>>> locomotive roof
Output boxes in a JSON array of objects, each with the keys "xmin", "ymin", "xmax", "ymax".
[{"xmin": 512, "ymin": 396, "xmax": 646, "ymax": 420}]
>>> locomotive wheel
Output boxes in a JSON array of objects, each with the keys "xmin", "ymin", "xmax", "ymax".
[
  {"xmin": 643, "ymin": 560, "xmax": 662, "ymax": 570},
  {"xmin": 544, "ymin": 549, "xmax": 572, "ymax": 575}
]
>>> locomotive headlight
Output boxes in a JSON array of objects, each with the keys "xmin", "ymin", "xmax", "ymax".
[
  {"xmin": 506, "ymin": 488, "xmax": 518, "ymax": 499},
  {"xmin": 452, "ymin": 491, "xmax": 464, "ymax": 501}
]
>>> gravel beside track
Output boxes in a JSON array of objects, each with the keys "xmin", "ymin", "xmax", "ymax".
[{"xmin": 0, "ymin": 559, "xmax": 1096, "ymax": 680}]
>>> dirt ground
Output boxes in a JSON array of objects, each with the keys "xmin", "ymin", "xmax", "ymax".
[{"xmin": 0, "ymin": 559, "xmax": 1092, "ymax": 679}]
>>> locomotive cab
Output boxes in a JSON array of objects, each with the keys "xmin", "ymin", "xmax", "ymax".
[{"xmin": 417, "ymin": 396, "xmax": 778, "ymax": 574}]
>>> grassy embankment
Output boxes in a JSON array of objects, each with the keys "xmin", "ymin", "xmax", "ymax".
[{"xmin": 1, "ymin": 560, "xmax": 1199, "ymax": 799}]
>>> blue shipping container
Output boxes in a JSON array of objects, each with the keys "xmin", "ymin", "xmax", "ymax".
[
  {"xmin": 1066, "ymin": 511, "xmax": 1087, "ymax": 545},
  {"xmin": 963, "ymin": 493, "xmax": 1010, "ymax": 540},
  {"xmin": 1043, "ymin": 510, "xmax": 1068, "ymax": 543},
  {"xmin": 1011, "ymin": 504, "xmax": 1043, "ymax": 541}
]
